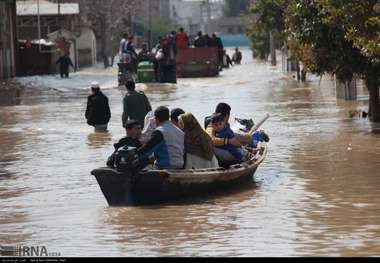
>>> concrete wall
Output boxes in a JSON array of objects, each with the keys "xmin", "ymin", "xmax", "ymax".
[
  {"xmin": 76, "ymin": 27, "xmax": 96, "ymax": 67},
  {"xmin": 209, "ymin": 15, "xmax": 255, "ymax": 34}
]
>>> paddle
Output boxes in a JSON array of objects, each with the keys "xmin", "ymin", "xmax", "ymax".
[{"xmin": 248, "ymin": 113, "xmax": 270, "ymax": 136}]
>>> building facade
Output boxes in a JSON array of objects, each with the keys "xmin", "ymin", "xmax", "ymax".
[
  {"xmin": 209, "ymin": 14, "xmax": 255, "ymax": 34},
  {"xmin": 0, "ymin": 0, "xmax": 17, "ymax": 80},
  {"xmin": 16, "ymin": 0, "xmax": 80, "ymax": 40},
  {"xmin": 169, "ymin": 0, "xmax": 224, "ymax": 35},
  {"xmin": 16, "ymin": 0, "xmax": 98, "ymax": 74}
]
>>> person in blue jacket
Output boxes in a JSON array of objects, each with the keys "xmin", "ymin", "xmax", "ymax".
[{"xmin": 210, "ymin": 112, "xmax": 245, "ymax": 162}]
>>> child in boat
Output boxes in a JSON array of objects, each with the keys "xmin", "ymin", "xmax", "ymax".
[{"xmin": 210, "ymin": 113, "xmax": 248, "ymax": 162}]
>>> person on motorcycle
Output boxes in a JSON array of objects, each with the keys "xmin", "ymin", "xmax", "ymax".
[
  {"xmin": 159, "ymin": 36, "xmax": 176, "ymax": 83},
  {"xmin": 119, "ymin": 33, "xmax": 128, "ymax": 55},
  {"xmin": 138, "ymin": 43, "xmax": 152, "ymax": 63},
  {"xmin": 121, "ymin": 35, "xmax": 138, "ymax": 73},
  {"xmin": 126, "ymin": 35, "xmax": 138, "ymax": 57}
]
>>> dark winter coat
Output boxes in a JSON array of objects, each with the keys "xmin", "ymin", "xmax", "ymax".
[
  {"xmin": 122, "ymin": 90, "xmax": 152, "ymax": 128},
  {"xmin": 85, "ymin": 91, "xmax": 111, "ymax": 126},
  {"xmin": 56, "ymin": 56, "xmax": 74, "ymax": 71},
  {"xmin": 216, "ymin": 37, "xmax": 224, "ymax": 50},
  {"xmin": 208, "ymin": 38, "xmax": 218, "ymax": 47},
  {"xmin": 194, "ymin": 36, "xmax": 207, "ymax": 48}
]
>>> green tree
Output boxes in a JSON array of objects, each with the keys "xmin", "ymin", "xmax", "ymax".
[
  {"xmin": 247, "ymin": 23, "xmax": 270, "ymax": 60},
  {"xmin": 74, "ymin": 0, "xmax": 140, "ymax": 68},
  {"xmin": 286, "ymin": 0, "xmax": 380, "ymax": 122},
  {"xmin": 247, "ymin": 0, "xmax": 287, "ymax": 60},
  {"xmin": 150, "ymin": 17, "xmax": 173, "ymax": 46},
  {"xmin": 322, "ymin": 0, "xmax": 380, "ymax": 121}
]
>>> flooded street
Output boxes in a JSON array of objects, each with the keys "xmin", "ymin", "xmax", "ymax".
[{"xmin": 1, "ymin": 48, "xmax": 380, "ymax": 257}]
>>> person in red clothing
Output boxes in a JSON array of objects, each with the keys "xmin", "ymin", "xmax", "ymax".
[{"xmin": 176, "ymin": 27, "xmax": 188, "ymax": 49}]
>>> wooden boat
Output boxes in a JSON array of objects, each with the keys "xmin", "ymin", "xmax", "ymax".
[
  {"xmin": 91, "ymin": 143, "xmax": 267, "ymax": 206},
  {"xmin": 176, "ymin": 47, "xmax": 220, "ymax": 78}
]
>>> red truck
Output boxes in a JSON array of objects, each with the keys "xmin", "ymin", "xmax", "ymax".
[{"xmin": 176, "ymin": 47, "xmax": 220, "ymax": 78}]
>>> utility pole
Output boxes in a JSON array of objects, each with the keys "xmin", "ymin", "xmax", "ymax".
[
  {"xmin": 269, "ymin": 30, "xmax": 276, "ymax": 66},
  {"xmin": 200, "ymin": 2, "xmax": 204, "ymax": 33},
  {"xmin": 57, "ymin": 0, "xmax": 61, "ymax": 35},
  {"xmin": 148, "ymin": 0, "xmax": 152, "ymax": 51},
  {"xmin": 58, "ymin": 0, "xmax": 61, "ymax": 18},
  {"xmin": 206, "ymin": 0, "xmax": 211, "ymax": 34}
]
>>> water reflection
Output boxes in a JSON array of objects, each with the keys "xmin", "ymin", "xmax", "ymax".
[
  {"xmin": 0, "ymin": 109, "xmax": 28, "ymax": 181},
  {"xmin": 292, "ymin": 124, "xmax": 380, "ymax": 256},
  {"xmin": 99, "ymin": 186, "xmax": 258, "ymax": 257},
  {"xmin": 87, "ymin": 131, "xmax": 113, "ymax": 149},
  {"xmin": 0, "ymin": 130, "xmax": 24, "ymax": 164},
  {"xmin": 0, "ymin": 184, "xmax": 33, "ymax": 246},
  {"xmin": 0, "ymin": 88, "xmax": 22, "ymax": 106},
  {"xmin": 272, "ymin": 74, "xmax": 380, "ymax": 256}
]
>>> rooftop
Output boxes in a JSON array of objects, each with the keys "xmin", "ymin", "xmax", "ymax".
[{"xmin": 17, "ymin": 0, "xmax": 79, "ymax": 16}]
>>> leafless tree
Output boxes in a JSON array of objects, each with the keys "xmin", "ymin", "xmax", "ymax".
[{"xmin": 72, "ymin": 0, "xmax": 142, "ymax": 68}]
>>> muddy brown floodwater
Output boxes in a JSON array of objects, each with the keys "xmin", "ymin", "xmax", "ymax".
[{"xmin": 1, "ymin": 48, "xmax": 380, "ymax": 257}]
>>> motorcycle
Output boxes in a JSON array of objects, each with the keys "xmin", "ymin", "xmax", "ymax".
[{"xmin": 118, "ymin": 51, "xmax": 138, "ymax": 86}]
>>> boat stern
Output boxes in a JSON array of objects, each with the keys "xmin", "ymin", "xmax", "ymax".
[{"xmin": 91, "ymin": 168, "xmax": 135, "ymax": 206}]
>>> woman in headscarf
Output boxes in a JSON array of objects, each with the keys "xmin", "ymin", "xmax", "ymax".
[{"xmin": 178, "ymin": 113, "xmax": 219, "ymax": 169}]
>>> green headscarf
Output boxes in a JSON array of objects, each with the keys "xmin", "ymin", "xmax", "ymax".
[{"xmin": 179, "ymin": 113, "xmax": 214, "ymax": 161}]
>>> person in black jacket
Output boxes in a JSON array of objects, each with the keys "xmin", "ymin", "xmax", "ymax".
[
  {"xmin": 221, "ymin": 49, "xmax": 233, "ymax": 69},
  {"xmin": 211, "ymin": 33, "xmax": 224, "ymax": 69},
  {"xmin": 85, "ymin": 82, "xmax": 111, "ymax": 131},
  {"xmin": 204, "ymin": 34, "xmax": 213, "ymax": 47},
  {"xmin": 107, "ymin": 119, "xmax": 150, "ymax": 169},
  {"xmin": 194, "ymin": 31, "xmax": 207, "ymax": 47},
  {"xmin": 56, "ymin": 53, "xmax": 74, "ymax": 78}
]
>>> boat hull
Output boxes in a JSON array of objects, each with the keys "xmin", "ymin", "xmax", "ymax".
[
  {"xmin": 92, "ymin": 145, "xmax": 267, "ymax": 206},
  {"xmin": 92, "ymin": 166, "xmax": 258, "ymax": 206}
]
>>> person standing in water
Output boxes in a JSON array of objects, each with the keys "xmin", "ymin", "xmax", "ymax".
[
  {"xmin": 85, "ymin": 82, "xmax": 111, "ymax": 132},
  {"xmin": 122, "ymin": 80, "xmax": 152, "ymax": 128},
  {"xmin": 56, "ymin": 53, "xmax": 74, "ymax": 78},
  {"xmin": 232, "ymin": 47, "xmax": 242, "ymax": 65}
]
